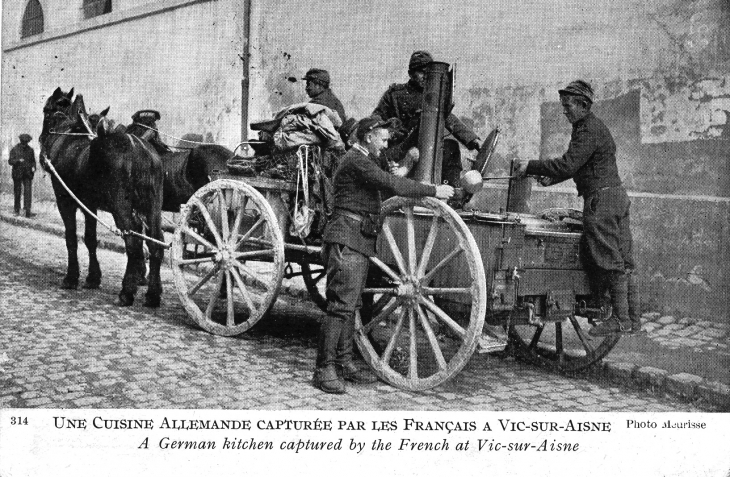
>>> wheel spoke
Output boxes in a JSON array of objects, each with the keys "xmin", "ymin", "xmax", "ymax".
[
  {"xmin": 405, "ymin": 207, "xmax": 417, "ymax": 275},
  {"xmin": 362, "ymin": 287, "xmax": 399, "ymax": 295},
  {"xmin": 381, "ymin": 307, "xmax": 406, "ymax": 365},
  {"xmin": 186, "ymin": 264, "xmax": 220, "ymax": 297},
  {"xmin": 229, "ymin": 193, "xmax": 246, "ymax": 245},
  {"xmin": 182, "ymin": 227, "xmax": 217, "ymax": 251},
  {"xmin": 205, "ymin": 270, "xmax": 224, "ymax": 320},
  {"xmin": 416, "ymin": 214, "xmax": 440, "ymax": 278},
  {"xmin": 568, "ymin": 315, "xmax": 595, "ymax": 354},
  {"xmin": 381, "ymin": 219, "xmax": 409, "ymax": 277},
  {"xmin": 418, "ymin": 296, "xmax": 466, "ymax": 340},
  {"xmin": 368, "ymin": 256, "xmax": 402, "ymax": 283},
  {"xmin": 416, "ymin": 304, "xmax": 447, "ymax": 370},
  {"xmin": 225, "ymin": 270, "xmax": 234, "ymax": 327},
  {"xmin": 191, "ymin": 197, "xmax": 224, "ymax": 247},
  {"xmin": 233, "ymin": 249, "xmax": 275, "ymax": 260},
  {"xmin": 234, "ymin": 217, "xmax": 267, "ymax": 250},
  {"xmin": 230, "ymin": 267, "xmax": 257, "ymax": 315},
  {"xmin": 217, "ymin": 188, "xmax": 230, "ymax": 246},
  {"xmin": 408, "ymin": 307, "xmax": 418, "ymax": 380},
  {"xmin": 231, "ymin": 259, "xmax": 270, "ymax": 291},
  {"xmin": 421, "ymin": 248, "xmax": 463, "ymax": 285},
  {"xmin": 175, "ymin": 256, "xmax": 215, "ymax": 266},
  {"xmin": 360, "ymin": 297, "xmax": 401, "ymax": 334},
  {"xmin": 421, "ymin": 287, "xmax": 472, "ymax": 296}
]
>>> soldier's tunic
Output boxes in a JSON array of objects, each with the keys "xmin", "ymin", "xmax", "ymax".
[
  {"xmin": 373, "ymin": 79, "xmax": 479, "ymax": 185},
  {"xmin": 8, "ymin": 142, "xmax": 36, "ymax": 214},
  {"xmin": 525, "ymin": 112, "xmax": 631, "ymax": 274},
  {"xmin": 309, "ymin": 88, "xmax": 347, "ymax": 127},
  {"xmin": 318, "ymin": 145, "xmax": 436, "ymax": 369}
]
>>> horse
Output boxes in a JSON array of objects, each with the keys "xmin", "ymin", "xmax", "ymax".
[
  {"xmin": 87, "ymin": 109, "xmax": 234, "ymax": 212},
  {"xmin": 39, "ymin": 87, "xmax": 165, "ymax": 307}
]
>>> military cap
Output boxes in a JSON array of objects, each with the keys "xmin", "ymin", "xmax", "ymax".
[
  {"xmin": 559, "ymin": 80, "xmax": 594, "ymax": 103},
  {"xmin": 356, "ymin": 115, "xmax": 393, "ymax": 139},
  {"xmin": 18, "ymin": 133, "xmax": 32, "ymax": 142},
  {"xmin": 408, "ymin": 50, "xmax": 433, "ymax": 72},
  {"xmin": 132, "ymin": 110, "xmax": 161, "ymax": 123},
  {"xmin": 302, "ymin": 68, "xmax": 331, "ymax": 87}
]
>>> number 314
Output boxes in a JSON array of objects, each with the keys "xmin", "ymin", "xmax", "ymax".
[{"xmin": 10, "ymin": 417, "xmax": 28, "ymax": 425}]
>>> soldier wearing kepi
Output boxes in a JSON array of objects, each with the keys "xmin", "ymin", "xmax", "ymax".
[
  {"xmin": 8, "ymin": 133, "xmax": 37, "ymax": 218},
  {"xmin": 514, "ymin": 80, "xmax": 641, "ymax": 336},
  {"xmin": 314, "ymin": 116, "xmax": 455, "ymax": 394},
  {"xmin": 303, "ymin": 68, "xmax": 347, "ymax": 126},
  {"xmin": 373, "ymin": 50, "xmax": 482, "ymax": 186}
]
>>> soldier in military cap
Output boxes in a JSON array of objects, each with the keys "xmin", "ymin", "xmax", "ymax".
[
  {"xmin": 313, "ymin": 116, "xmax": 455, "ymax": 394},
  {"xmin": 514, "ymin": 80, "xmax": 641, "ymax": 336},
  {"xmin": 303, "ymin": 68, "xmax": 347, "ymax": 126},
  {"xmin": 8, "ymin": 133, "xmax": 36, "ymax": 217},
  {"xmin": 126, "ymin": 109, "xmax": 171, "ymax": 155},
  {"xmin": 373, "ymin": 50, "xmax": 482, "ymax": 186}
]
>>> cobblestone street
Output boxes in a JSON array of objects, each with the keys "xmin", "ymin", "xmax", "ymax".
[{"xmin": 0, "ymin": 220, "xmax": 719, "ymax": 411}]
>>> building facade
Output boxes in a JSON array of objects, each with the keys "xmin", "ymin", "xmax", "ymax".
[{"xmin": 2, "ymin": 0, "xmax": 729, "ymax": 321}]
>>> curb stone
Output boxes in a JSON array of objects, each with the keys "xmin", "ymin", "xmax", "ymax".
[{"xmin": 2, "ymin": 210, "xmax": 729, "ymax": 410}]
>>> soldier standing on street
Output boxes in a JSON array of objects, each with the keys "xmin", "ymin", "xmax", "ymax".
[
  {"xmin": 373, "ymin": 50, "xmax": 482, "ymax": 186},
  {"xmin": 514, "ymin": 80, "xmax": 641, "ymax": 336},
  {"xmin": 303, "ymin": 68, "xmax": 347, "ymax": 126},
  {"xmin": 314, "ymin": 116, "xmax": 455, "ymax": 394},
  {"xmin": 8, "ymin": 134, "xmax": 36, "ymax": 218}
]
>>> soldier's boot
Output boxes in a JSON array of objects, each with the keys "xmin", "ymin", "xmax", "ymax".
[
  {"xmin": 590, "ymin": 272, "xmax": 632, "ymax": 337},
  {"xmin": 627, "ymin": 270, "xmax": 643, "ymax": 334}
]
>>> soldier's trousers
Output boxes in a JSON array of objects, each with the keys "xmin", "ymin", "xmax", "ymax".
[{"xmin": 13, "ymin": 177, "xmax": 33, "ymax": 215}]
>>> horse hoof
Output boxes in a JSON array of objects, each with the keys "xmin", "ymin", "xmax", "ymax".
[
  {"xmin": 144, "ymin": 297, "xmax": 161, "ymax": 308},
  {"xmin": 83, "ymin": 281, "xmax": 101, "ymax": 289},
  {"xmin": 117, "ymin": 295, "xmax": 134, "ymax": 307},
  {"xmin": 60, "ymin": 280, "xmax": 79, "ymax": 290}
]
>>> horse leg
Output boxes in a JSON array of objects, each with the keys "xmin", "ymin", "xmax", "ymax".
[
  {"xmin": 58, "ymin": 197, "xmax": 80, "ymax": 289},
  {"xmin": 144, "ymin": 215, "xmax": 164, "ymax": 308},
  {"xmin": 117, "ymin": 232, "xmax": 144, "ymax": 306},
  {"xmin": 82, "ymin": 208, "xmax": 102, "ymax": 289}
]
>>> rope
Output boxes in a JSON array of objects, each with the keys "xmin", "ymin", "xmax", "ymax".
[{"xmin": 44, "ymin": 160, "xmax": 171, "ymax": 249}]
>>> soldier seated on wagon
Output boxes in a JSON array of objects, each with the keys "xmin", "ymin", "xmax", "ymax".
[{"xmin": 126, "ymin": 109, "xmax": 172, "ymax": 155}]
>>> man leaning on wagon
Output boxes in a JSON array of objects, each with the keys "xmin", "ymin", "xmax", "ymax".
[
  {"xmin": 8, "ymin": 133, "xmax": 37, "ymax": 218},
  {"xmin": 313, "ymin": 116, "xmax": 455, "ymax": 394},
  {"xmin": 373, "ymin": 50, "xmax": 482, "ymax": 186},
  {"xmin": 514, "ymin": 80, "xmax": 641, "ymax": 336}
]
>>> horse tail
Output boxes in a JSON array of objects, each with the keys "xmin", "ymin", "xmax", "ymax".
[{"xmin": 127, "ymin": 135, "xmax": 164, "ymax": 216}]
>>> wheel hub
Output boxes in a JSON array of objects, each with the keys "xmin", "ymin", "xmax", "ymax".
[
  {"xmin": 397, "ymin": 276, "xmax": 421, "ymax": 303},
  {"xmin": 215, "ymin": 247, "xmax": 233, "ymax": 269}
]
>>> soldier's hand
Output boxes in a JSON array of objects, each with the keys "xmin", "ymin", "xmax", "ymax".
[
  {"xmin": 434, "ymin": 184, "xmax": 455, "ymax": 200},
  {"xmin": 388, "ymin": 161, "xmax": 409, "ymax": 177},
  {"xmin": 404, "ymin": 147, "xmax": 420, "ymax": 165},
  {"xmin": 538, "ymin": 176, "xmax": 555, "ymax": 187},
  {"xmin": 513, "ymin": 160, "xmax": 529, "ymax": 178}
]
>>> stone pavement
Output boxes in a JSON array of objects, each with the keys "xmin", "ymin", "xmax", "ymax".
[
  {"xmin": 1, "ymin": 192, "xmax": 728, "ymax": 410},
  {"xmin": 0, "ymin": 221, "xmax": 713, "ymax": 411}
]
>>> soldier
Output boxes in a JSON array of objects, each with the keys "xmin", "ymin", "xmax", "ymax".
[
  {"xmin": 313, "ymin": 116, "xmax": 454, "ymax": 394},
  {"xmin": 514, "ymin": 80, "xmax": 641, "ymax": 336},
  {"xmin": 373, "ymin": 50, "xmax": 482, "ymax": 186},
  {"xmin": 8, "ymin": 134, "xmax": 36, "ymax": 218},
  {"xmin": 303, "ymin": 68, "xmax": 347, "ymax": 126},
  {"xmin": 127, "ymin": 110, "xmax": 171, "ymax": 155}
]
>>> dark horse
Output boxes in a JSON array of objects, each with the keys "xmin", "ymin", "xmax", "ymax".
[
  {"xmin": 89, "ymin": 110, "xmax": 234, "ymax": 212},
  {"xmin": 39, "ymin": 88, "xmax": 165, "ymax": 307}
]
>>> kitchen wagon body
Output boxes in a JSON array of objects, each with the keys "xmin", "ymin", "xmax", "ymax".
[{"xmin": 169, "ymin": 143, "xmax": 616, "ymax": 392}]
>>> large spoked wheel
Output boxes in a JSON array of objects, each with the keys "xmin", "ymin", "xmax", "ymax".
[
  {"xmin": 171, "ymin": 179, "xmax": 285, "ymax": 336},
  {"xmin": 301, "ymin": 262, "xmax": 327, "ymax": 312},
  {"xmin": 355, "ymin": 197, "xmax": 487, "ymax": 391},
  {"xmin": 508, "ymin": 312, "xmax": 620, "ymax": 373}
]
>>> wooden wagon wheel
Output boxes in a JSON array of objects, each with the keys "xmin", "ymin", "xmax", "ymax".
[
  {"xmin": 301, "ymin": 262, "xmax": 327, "ymax": 312},
  {"xmin": 354, "ymin": 197, "xmax": 486, "ymax": 391},
  {"xmin": 508, "ymin": 307, "xmax": 620, "ymax": 373},
  {"xmin": 171, "ymin": 179, "xmax": 285, "ymax": 336}
]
